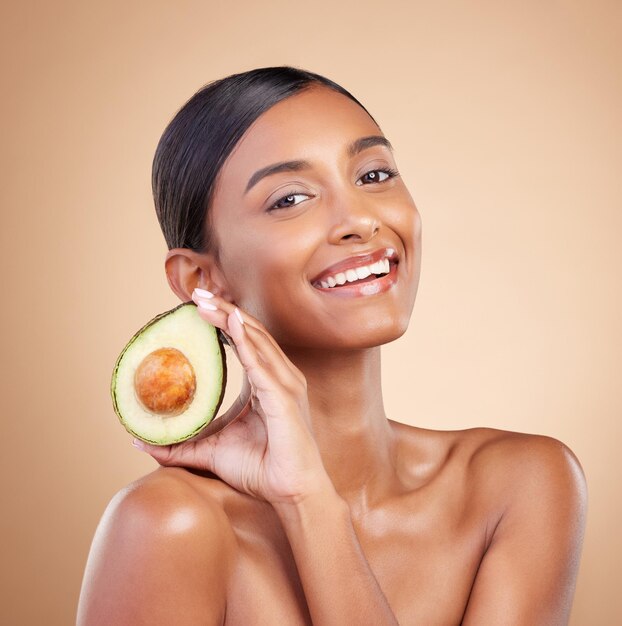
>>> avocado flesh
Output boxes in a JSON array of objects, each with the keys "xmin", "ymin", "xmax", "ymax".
[{"xmin": 111, "ymin": 302, "xmax": 227, "ymax": 445}]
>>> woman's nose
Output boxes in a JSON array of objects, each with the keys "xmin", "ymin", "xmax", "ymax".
[{"xmin": 326, "ymin": 195, "xmax": 381, "ymax": 244}]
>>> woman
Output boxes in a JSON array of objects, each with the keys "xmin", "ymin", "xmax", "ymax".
[{"xmin": 78, "ymin": 66, "xmax": 587, "ymax": 625}]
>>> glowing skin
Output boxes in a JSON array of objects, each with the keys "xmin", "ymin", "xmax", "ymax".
[
  {"xmin": 205, "ymin": 87, "xmax": 421, "ymax": 353},
  {"xmin": 78, "ymin": 86, "xmax": 586, "ymax": 626}
]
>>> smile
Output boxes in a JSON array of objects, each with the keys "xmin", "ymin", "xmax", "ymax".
[
  {"xmin": 315, "ymin": 258, "xmax": 391, "ymax": 289},
  {"xmin": 311, "ymin": 247, "xmax": 399, "ymax": 297}
]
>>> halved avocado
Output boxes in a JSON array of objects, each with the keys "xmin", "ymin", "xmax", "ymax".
[{"xmin": 111, "ymin": 302, "xmax": 227, "ymax": 445}]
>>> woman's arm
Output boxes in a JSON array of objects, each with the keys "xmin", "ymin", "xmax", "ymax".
[
  {"xmin": 139, "ymin": 297, "xmax": 399, "ymax": 625},
  {"xmin": 77, "ymin": 470, "xmax": 236, "ymax": 626},
  {"xmin": 462, "ymin": 435, "xmax": 587, "ymax": 625},
  {"xmin": 273, "ymin": 487, "xmax": 398, "ymax": 625}
]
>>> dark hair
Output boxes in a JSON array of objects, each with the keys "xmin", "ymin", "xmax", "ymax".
[{"xmin": 151, "ymin": 66, "xmax": 378, "ymax": 255}]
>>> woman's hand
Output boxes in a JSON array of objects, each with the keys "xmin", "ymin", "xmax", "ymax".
[{"xmin": 134, "ymin": 289, "xmax": 331, "ymax": 506}]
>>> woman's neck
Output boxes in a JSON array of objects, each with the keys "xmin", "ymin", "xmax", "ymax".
[{"xmin": 284, "ymin": 346, "xmax": 399, "ymax": 513}]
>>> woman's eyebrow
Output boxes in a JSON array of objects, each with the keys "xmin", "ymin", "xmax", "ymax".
[
  {"xmin": 244, "ymin": 135, "xmax": 393, "ymax": 195},
  {"xmin": 347, "ymin": 135, "xmax": 393, "ymax": 158}
]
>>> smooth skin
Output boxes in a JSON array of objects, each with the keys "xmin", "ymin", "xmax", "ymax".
[{"xmin": 78, "ymin": 86, "xmax": 587, "ymax": 625}]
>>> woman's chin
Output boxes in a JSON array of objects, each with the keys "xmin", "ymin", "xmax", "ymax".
[
  {"xmin": 363, "ymin": 318, "xmax": 411, "ymax": 348},
  {"xmin": 302, "ymin": 318, "xmax": 411, "ymax": 351}
]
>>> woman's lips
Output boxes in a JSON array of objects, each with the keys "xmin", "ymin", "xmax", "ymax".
[
  {"xmin": 312, "ymin": 260, "xmax": 399, "ymax": 297},
  {"xmin": 310, "ymin": 247, "xmax": 398, "ymax": 285}
]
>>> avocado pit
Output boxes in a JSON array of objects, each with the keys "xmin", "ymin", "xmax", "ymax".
[{"xmin": 134, "ymin": 347, "xmax": 196, "ymax": 416}]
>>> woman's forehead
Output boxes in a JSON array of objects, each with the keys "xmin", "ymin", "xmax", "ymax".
[{"xmin": 216, "ymin": 87, "xmax": 382, "ymax": 195}]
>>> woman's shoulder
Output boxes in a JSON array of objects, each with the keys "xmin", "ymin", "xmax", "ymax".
[
  {"xmin": 78, "ymin": 467, "xmax": 236, "ymax": 625},
  {"xmin": 394, "ymin": 421, "xmax": 586, "ymax": 504},
  {"xmin": 471, "ymin": 425, "xmax": 581, "ymax": 462},
  {"xmin": 460, "ymin": 426, "xmax": 586, "ymax": 498},
  {"xmin": 99, "ymin": 466, "xmax": 242, "ymax": 573},
  {"xmin": 112, "ymin": 465, "xmax": 235, "ymax": 529},
  {"xmin": 436, "ymin": 428, "xmax": 587, "ymax": 622}
]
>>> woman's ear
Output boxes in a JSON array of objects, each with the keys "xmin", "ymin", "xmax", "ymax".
[{"xmin": 164, "ymin": 248, "xmax": 231, "ymax": 302}]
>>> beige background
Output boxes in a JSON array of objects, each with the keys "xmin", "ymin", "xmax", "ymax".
[{"xmin": 1, "ymin": 1, "xmax": 620, "ymax": 624}]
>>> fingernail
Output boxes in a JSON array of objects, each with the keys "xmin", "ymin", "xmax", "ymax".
[
  {"xmin": 234, "ymin": 307, "xmax": 244, "ymax": 325},
  {"xmin": 132, "ymin": 438, "xmax": 145, "ymax": 450},
  {"xmin": 194, "ymin": 287, "xmax": 214, "ymax": 299},
  {"xmin": 197, "ymin": 300, "xmax": 218, "ymax": 311},
  {"xmin": 193, "ymin": 288, "xmax": 219, "ymax": 311}
]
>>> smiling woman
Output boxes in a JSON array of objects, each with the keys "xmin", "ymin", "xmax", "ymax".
[{"xmin": 77, "ymin": 66, "xmax": 587, "ymax": 625}]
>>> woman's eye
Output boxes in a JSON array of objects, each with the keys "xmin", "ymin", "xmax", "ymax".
[
  {"xmin": 268, "ymin": 192, "xmax": 310, "ymax": 211},
  {"xmin": 357, "ymin": 167, "xmax": 399, "ymax": 186}
]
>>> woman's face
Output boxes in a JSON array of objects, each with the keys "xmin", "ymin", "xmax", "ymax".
[{"xmin": 209, "ymin": 85, "xmax": 421, "ymax": 350}]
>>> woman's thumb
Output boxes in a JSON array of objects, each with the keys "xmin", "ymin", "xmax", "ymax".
[{"xmin": 132, "ymin": 437, "xmax": 215, "ymax": 471}]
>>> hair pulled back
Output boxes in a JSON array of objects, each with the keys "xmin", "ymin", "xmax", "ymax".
[{"xmin": 152, "ymin": 66, "xmax": 377, "ymax": 255}]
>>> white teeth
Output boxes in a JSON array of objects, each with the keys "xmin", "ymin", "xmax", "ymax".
[
  {"xmin": 370, "ymin": 260, "xmax": 384, "ymax": 274},
  {"xmin": 355, "ymin": 266, "xmax": 371, "ymax": 280},
  {"xmin": 315, "ymin": 257, "xmax": 394, "ymax": 289},
  {"xmin": 345, "ymin": 269, "xmax": 358, "ymax": 282}
]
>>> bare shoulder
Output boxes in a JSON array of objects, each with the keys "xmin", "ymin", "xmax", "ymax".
[
  {"xmin": 77, "ymin": 467, "xmax": 235, "ymax": 626},
  {"xmin": 393, "ymin": 420, "xmax": 587, "ymax": 529},
  {"xmin": 99, "ymin": 466, "xmax": 237, "ymax": 553},
  {"xmin": 466, "ymin": 427, "xmax": 587, "ymax": 511},
  {"xmin": 464, "ymin": 429, "xmax": 587, "ymax": 623},
  {"xmin": 394, "ymin": 420, "xmax": 585, "ymax": 487},
  {"xmin": 397, "ymin": 425, "xmax": 588, "ymax": 624},
  {"xmin": 107, "ymin": 465, "xmax": 234, "ymax": 531}
]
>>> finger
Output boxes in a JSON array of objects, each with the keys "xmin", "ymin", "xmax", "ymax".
[
  {"xmin": 194, "ymin": 297, "xmax": 306, "ymax": 391},
  {"xmin": 192, "ymin": 290, "xmax": 265, "ymax": 337},
  {"xmin": 191, "ymin": 300, "xmax": 305, "ymax": 424},
  {"xmin": 225, "ymin": 308, "xmax": 282, "ymax": 394},
  {"xmin": 133, "ymin": 435, "xmax": 217, "ymax": 472},
  {"xmin": 190, "ymin": 294, "xmax": 246, "ymax": 364},
  {"xmin": 241, "ymin": 324, "xmax": 306, "ymax": 393},
  {"xmin": 225, "ymin": 308, "xmax": 308, "ymax": 400},
  {"xmin": 131, "ymin": 392, "xmax": 254, "ymax": 470},
  {"xmin": 192, "ymin": 290, "xmax": 306, "ymax": 385},
  {"xmin": 227, "ymin": 311, "xmax": 314, "ymax": 433}
]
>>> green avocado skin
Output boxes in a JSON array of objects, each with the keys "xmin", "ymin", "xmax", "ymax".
[{"xmin": 110, "ymin": 302, "xmax": 228, "ymax": 445}]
